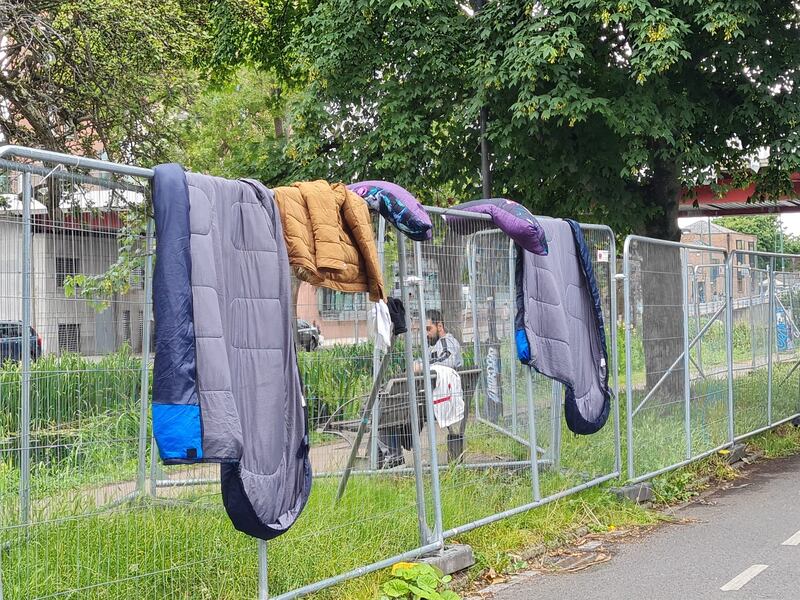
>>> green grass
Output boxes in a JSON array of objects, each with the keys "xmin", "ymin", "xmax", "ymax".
[
  {"xmin": 2, "ymin": 344, "xmax": 800, "ymax": 599},
  {"xmin": 0, "ymin": 461, "xmax": 659, "ymax": 600},
  {"xmin": 0, "ymin": 346, "xmax": 142, "ymax": 436}
]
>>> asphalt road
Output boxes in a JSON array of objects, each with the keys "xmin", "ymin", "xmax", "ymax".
[{"xmin": 471, "ymin": 452, "xmax": 800, "ymax": 599}]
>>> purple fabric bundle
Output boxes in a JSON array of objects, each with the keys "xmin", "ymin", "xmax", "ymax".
[
  {"xmin": 347, "ymin": 180, "xmax": 432, "ymax": 241},
  {"xmin": 443, "ymin": 198, "xmax": 548, "ymax": 255}
]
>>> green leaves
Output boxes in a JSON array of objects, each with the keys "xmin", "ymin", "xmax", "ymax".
[
  {"xmin": 0, "ymin": 0, "xmax": 204, "ymax": 163},
  {"xmin": 62, "ymin": 208, "xmax": 149, "ymax": 312},
  {"xmin": 380, "ymin": 562, "xmax": 461, "ymax": 600},
  {"xmin": 193, "ymin": 0, "xmax": 800, "ymax": 239}
]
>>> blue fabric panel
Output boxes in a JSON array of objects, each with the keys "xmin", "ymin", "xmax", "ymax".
[
  {"xmin": 513, "ymin": 243, "xmax": 533, "ymax": 364},
  {"xmin": 152, "ymin": 163, "xmax": 201, "ymax": 460},
  {"xmin": 564, "ymin": 220, "xmax": 609, "ymax": 369},
  {"xmin": 152, "ymin": 403, "xmax": 203, "ymax": 461},
  {"xmin": 564, "ymin": 219, "xmax": 610, "ymax": 434},
  {"xmin": 515, "ymin": 328, "xmax": 531, "ymax": 363}
]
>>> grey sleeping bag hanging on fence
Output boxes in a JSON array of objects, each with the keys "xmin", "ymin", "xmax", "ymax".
[
  {"xmin": 151, "ymin": 164, "xmax": 311, "ymax": 540},
  {"xmin": 515, "ymin": 218, "xmax": 610, "ymax": 435}
]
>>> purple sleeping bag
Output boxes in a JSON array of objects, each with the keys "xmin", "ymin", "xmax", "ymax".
[
  {"xmin": 443, "ymin": 198, "xmax": 548, "ymax": 256},
  {"xmin": 347, "ymin": 180, "xmax": 433, "ymax": 241}
]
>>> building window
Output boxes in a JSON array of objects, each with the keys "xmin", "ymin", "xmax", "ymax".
[
  {"xmin": 318, "ymin": 289, "xmax": 367, "ymax": 320},
  {"xmin": 123, "ymin": 310, "xmax": 132, "ymax": 344},
  {"xmin": 138, "ymin": 309, "xmax": 144, "ymax": 352},
  {"xmin": 130, "ymin": 266, "xmax": 146, "ymax": 291},
  {"xmin": 733, "ymin": 239, "xmax": 744, "ymax": 265},
  {"xmin": 58, "ymin": 324, "xmax": 80, "ymax": 353},
  {"xmin": 711, "ymin": 259, "xmax": 720, "ymax": 281},
  {"xmin": 55, "ymin": 257, "xmax": 80, "ymax": 288},
  {"xmin": 748, "ymin": 241, "xmax": 756, "ymax": 267},
  {"xmin": 737, "ymin": 276, "xmax": 743, "ymax": 293}
]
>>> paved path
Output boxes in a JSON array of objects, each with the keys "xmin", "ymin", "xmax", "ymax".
[{"xmin": 470, "ymin": 452, "xmax": 800, "ymax": 599}]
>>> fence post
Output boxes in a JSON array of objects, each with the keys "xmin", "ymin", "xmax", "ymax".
[
  {"xmin": 749, "ymin": 271, "xmax": 757, "ymax": 370},
  {"xmin": 19, "ymin": 170, "xmax": 32, "ymax": 525},
  {"xmin": 725, "ymin": 254, "xmax": 736, "ymax": 445},
  {"xmin": 767, "ymin": 257, "xmax": 776, "ymax": 426},
  {"xmin": 258, "ymin": 540, "xmax": 269, "ymax": 599},
  {"xmin": 692, "ymin": 267, "xmax": 703, "ymax": 374},
  {"xmin": 608, "ymin": 230, "xmax": 622, "ymax": 476},
  {"xmin": 525, "ymin": 367, "xmax": 541, "ymax": 501},
  {"xmin": 623, "ymin": 237, "xmax": 635, "ymax": 481},
  {"xmin": 369, "ymin": 218, "xmax": 387, "ymax": 469},
  {"xmin": 549, "ymin": 381, "xmax": 562, "ymax": 472},
  {"xmin": 467, "ymin": 242, "xmax": 482, "ymax": 420},
  {"xmin": 413, "ymin": 241, "xmax": 445, "ymax": 549},
  {"xmin": 507, "ymin": 239, "xmax": 518, "ymax": 435},
  {"xmin": 137, "ymin": 218, "xmax": 155, "ymax": 495},
  {"xmin": 681, "ymin": 248, "xmax": 692, "ymax": 460},
  {"xmin": 398, "ymin": 235, "xmax": 431, "ymax": 545}
]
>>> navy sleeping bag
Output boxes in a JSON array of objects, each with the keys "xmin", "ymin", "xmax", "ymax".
[
  {"xmin": 515, "ymin": 219, "xmax": 610, "ymax": 435},
  {"xmin": 151, "ymin": 164, "xmax": 311, "ymax": 540}
]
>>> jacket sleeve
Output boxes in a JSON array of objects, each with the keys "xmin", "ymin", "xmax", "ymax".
[{"xmin": 340, "ymin": 185, "xmax": 385, "ymax": 301}]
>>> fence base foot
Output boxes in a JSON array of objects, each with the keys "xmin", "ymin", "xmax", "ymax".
[
  {"xmin": 611, "ymin": 482, "xmax": 653, "ymax": 504},
  {"xmin": 422, "ymin": 544, "xmax": 475, "ymax": 575},
  {"xmin": 724, "ymin": 443, "xmax": 748, "ymax": 464},
  {"xmin": 792, "ymin": 416, "xmax": 800, "ymax": 428}
]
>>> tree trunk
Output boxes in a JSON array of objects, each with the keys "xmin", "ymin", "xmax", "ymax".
[{"xmin": 639, "ymin": 157, "xmax": 685, "ymax": 401}]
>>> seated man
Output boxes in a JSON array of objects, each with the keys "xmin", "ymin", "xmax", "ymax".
[
  {"xmin": 426, "ymin": 308, "xmax": 464, "ymax": 371},
  {"xmin": 379, "ymin": 309, "xmax": 464, "ymax": 468}
]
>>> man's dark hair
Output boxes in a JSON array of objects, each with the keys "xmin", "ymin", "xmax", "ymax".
[{"xmin": 426, "ymin": 308, "xmax": 444, "ymax": 327}]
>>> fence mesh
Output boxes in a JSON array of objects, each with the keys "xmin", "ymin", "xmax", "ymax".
[
  {"xmin": 405, "ymin": 212, "xmax": 620, "ymax": 540},
  {"xmin": 730, "ymin": 252, "xmax": 800, "ymax": 438},
  {"xmin": 624, "ymin": 238, "xmax": 731, "ymax": 481},
  {"xmin": 3, "ymin": 146, "xmax": 800, "ymax": 600}
]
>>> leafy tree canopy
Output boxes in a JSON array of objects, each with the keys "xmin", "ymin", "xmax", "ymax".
[
  {"xmin": 178, "ymin": 67, "xmax": 302, "ymax": 185},
  {"xmin": 272, "ymin": 0, "xmax": 800, "ymax": 237},
  {"xmin": 0, "ymin": 0, "xmax": 205, "ymax": 163}
]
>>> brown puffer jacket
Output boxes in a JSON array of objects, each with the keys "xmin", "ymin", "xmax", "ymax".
[{"xmin": 272, "ymin": 180, "xmax": 385, "ymax": 302}]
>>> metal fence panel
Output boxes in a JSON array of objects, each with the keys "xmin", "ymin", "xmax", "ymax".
[
  {"xmin": 146, "ymin": 215, "xmax": 441, "ymax": 598},
  {"xmin": 623, "ymin": 237, "xmax": 732, "ymax": 482},
  {"xmin": 731, "ymin": 251, "xmax": 800, "ymax": 442},
  {"xmin": 409, "ymin": 209, "xmax": 620, "ymax": 541},
  {"xmin": 0, "ymin": 154, "xmax": 207, "ymax": 600}
]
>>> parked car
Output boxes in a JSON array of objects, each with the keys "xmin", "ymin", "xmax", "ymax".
[
  {"xmin": 0, "ymin": 321, "xmax": 42, "ymax": 362},
  {"xmin": 296, "ymin": 319, "xmax": 321, "ymax": 351}
]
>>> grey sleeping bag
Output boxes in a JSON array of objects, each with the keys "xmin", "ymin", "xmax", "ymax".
[
  {"xmin": 515, "ymin": 218, "xmax": 610, "ymax": 435},
  {"xmin": 151, "ymin": 164, "xmax": 311, "ymax": 540}
]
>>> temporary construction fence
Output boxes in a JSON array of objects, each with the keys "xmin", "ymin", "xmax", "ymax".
[
  {"xmin": 623, "ymin": 237, "xmax": 800, "ymax": 483},
  {"xmin": 0, "ymin": 145, "xmax": 797, "ymax": 600}
]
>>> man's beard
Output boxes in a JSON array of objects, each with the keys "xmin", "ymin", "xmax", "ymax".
[{"xmin": 427, "ymin": 333, "xmax": 439, "ymax": 346}]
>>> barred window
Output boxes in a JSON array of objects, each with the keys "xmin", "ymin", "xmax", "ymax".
[
  {"xmin": 55, "ymin": 257, "xmax": 80, "ymax": 288},
  {"xmin": 58, "ymin": 323, "xmax": 80, "ymax": 353},
  {"xmin": 318, "ymin": 289, "xmax": 367, "ymax": 320}
]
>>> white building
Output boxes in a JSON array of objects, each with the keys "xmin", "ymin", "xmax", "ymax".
[{"xmin": 0, "ymin": 190, "xmax": 148, "ymax": 357}]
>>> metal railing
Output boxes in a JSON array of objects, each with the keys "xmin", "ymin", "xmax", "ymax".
[
  {"xmin": 1, "ymin": 144, "xmax": 799, "ymax": 600},
  {"xmin": 623, "ymin": 238, "xmax": 800, "ymax": 483}
]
